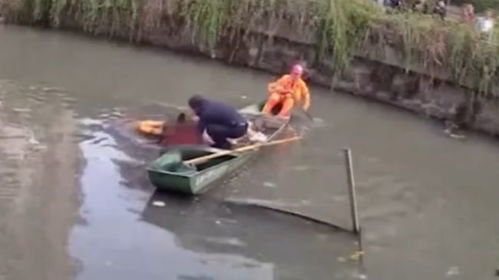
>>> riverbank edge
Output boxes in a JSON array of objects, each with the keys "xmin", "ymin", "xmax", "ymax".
[{"xmin": 3, "ymin": 10, "xmax": 499, "ymax": 139}]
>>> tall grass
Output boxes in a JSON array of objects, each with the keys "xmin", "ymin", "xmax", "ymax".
[{"xmin": 3, "ymin": 0, "xmax": 499, "ymax": 97}]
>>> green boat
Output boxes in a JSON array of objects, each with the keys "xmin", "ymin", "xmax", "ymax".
[{"xmin": 147, "ymin": 102, "xmax": 290, "ymax": 195}]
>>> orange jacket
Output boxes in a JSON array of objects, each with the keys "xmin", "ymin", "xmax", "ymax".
[{"xmin": 268, "ymin": 74, "xmax": 310, "ymax": 110}]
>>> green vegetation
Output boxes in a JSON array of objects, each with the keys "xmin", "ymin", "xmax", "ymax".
[
  {"xmin": 2, "ymin": 0, "xmax": 143, "ymax": 39},
  {"xmin": 2, "ymin": 0, "xmax": 499, "ymax": 96},
  {"xmin": 452, "ymin": 0, "xmax": 499, "ymax": 13}
]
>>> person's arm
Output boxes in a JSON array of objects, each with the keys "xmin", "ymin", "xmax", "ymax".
[
  {"xmin": 268, "ymin": 75, "xmax": 288, "ymax": 94},
  {"xmin": 301, "ymin": 82, "xmax": 311, "ymax": 111},
  {"xmin": 196, "ymin": 114, "xmax": 207, "ymax": 135}
]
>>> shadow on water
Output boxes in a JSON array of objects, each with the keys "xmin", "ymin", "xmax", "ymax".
[{"xmin": 141, "ymin": 190, "xmax": 361, "ymax": 280}]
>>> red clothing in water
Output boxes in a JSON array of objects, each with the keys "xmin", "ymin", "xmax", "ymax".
[{"xmin": 159, "ymin": 123, "xmax": 201, "ymax": 146}]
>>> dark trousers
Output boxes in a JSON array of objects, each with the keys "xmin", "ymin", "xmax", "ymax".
[{"xmin": 206, "ymin": 123, "xmax": 247, "ymax": 149}]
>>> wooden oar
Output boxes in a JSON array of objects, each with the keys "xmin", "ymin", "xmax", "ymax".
[
  {"xmin": 293, "ymin": 106, "xmax": 314, "ymax": 122},
  {"xmin": 184, "ymin": 135, "xmax": 302, "ymax": 166},
  {"xmin": 303, "ymin": 110, "xmax": 314, "ymax": 122}
]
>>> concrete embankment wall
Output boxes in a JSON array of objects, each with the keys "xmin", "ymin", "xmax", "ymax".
[{"xmin": 2, "ymin": 0, "xmax": 499, "ymax": 137}]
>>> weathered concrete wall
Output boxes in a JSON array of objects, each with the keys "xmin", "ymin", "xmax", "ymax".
[
  {"xmin": 124, "ymin": 13, "xmax": 498, "ymax": 137},
  {"xmin": 6, "ymin": 4, "xmax": 499, "ymax": 137}
]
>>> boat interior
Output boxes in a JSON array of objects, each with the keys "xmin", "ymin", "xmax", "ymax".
[{"xmin": 180, "ymin": 148, "xmax": 238, "ymax": 172}]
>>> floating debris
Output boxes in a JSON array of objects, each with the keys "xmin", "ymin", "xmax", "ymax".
[
  {"xmin": 28, "ymin": 137, "xmax": 39, "ymax": 145},
  {"xmin": 349, "ymin": 250, "xmax": 364, "ymax": 261},
  {"xmin": 445, "ymin": 266, "xmax": 459, "ymax": 277},
  {"xmin": 263, "ymin": 181, "xmax": 277, "ymax": 188},
  {"xmin": 449, "ymin": 133, "xmax": 466, "ymax": 140},
  {"xmin": 42, "ymin": 86, "xmax": 65, "ymax": 92},
  {"xmin": 308, "ymin": 117, "xmax": 327, "ymax": 128},
  {"xmin": 332, "ymin": 195, "xmax": 347, "ymax": 202},
  {"xmin": 13, "ymin": 108, "xmax": 31, "ymax": 113},
  {"xmin": 152, "ymin": 201, "xmax": 166, "ymax": 207},
  {"xmin": 290, "ymin": 165, "xmax": 312, "ymax": 171},
  {"xmin": 205, "ymin": 237, "xmax": 246, "ymax": 247},
  {"xmin": 301, "ymin": 200, "xmax": 311, "ymax": 205}
]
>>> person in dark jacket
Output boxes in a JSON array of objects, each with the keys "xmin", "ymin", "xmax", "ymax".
[{"xmin": 188, "ymin": 95, "xmax": 250, "ymax": 149}]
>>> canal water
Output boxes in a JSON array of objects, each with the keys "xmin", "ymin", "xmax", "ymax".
[{"xmin": 0, "ymin": 25, "xmax": 498, "ymax": 280}]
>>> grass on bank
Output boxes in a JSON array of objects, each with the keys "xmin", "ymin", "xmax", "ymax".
[{"xmin": 2, "ymin": 0, "xmax": 499, "ymax": 97}]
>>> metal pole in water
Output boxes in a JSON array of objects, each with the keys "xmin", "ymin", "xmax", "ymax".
[{"xmin": 343, "ymin": 148, "xmax": 360, "ymax": 234}]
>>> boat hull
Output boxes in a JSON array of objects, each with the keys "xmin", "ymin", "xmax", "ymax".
[
  {"xmin": 147, "ymin": 146, "xmax": 254, "ymax": 194},
  {"xmin": 147, "ymin": 101, "xmax": 289, "ymax": 195}
]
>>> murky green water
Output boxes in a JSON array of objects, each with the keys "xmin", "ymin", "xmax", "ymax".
[{"xmin": 0, "ymin": 25, "xmax": 498, "ymax": 280}]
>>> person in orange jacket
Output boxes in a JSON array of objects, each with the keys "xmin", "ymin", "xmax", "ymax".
[{"xmin": 262, "ymin": 64, "xmax": 311, "ymax": 117}]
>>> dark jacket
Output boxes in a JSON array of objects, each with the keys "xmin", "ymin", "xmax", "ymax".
[{"xmin": 193, "ymin": 98, "xmax": 247, "ymax": 134}]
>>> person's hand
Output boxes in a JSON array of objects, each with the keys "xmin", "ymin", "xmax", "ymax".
[
  {"xmin": 183, "ymin": 109, "xmax": 199, "ymax": 122},
  {"xmin": 202, "ymin": 130, "xmax": 215, "ymax": 145}
]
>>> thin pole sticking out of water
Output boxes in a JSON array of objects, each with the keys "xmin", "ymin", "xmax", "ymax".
[
  {"xmin": 343, "ymin": 149, "xmax": 366, "ymax": 277},
  {"xmin": 343, "ymin": 148, "xmax": 360, "ymax": 234}
]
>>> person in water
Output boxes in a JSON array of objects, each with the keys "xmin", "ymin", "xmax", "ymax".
[
  {"xmin": 262, "ymin": 64, "xmax": 311, "ymax": 118},
  {"xmin": 156, "ymin": 112, "xmax": 201, "ymax": 146},
  {"xmin": 188, "ymin": 95, "xmax": 266, "ymax": 149}
]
